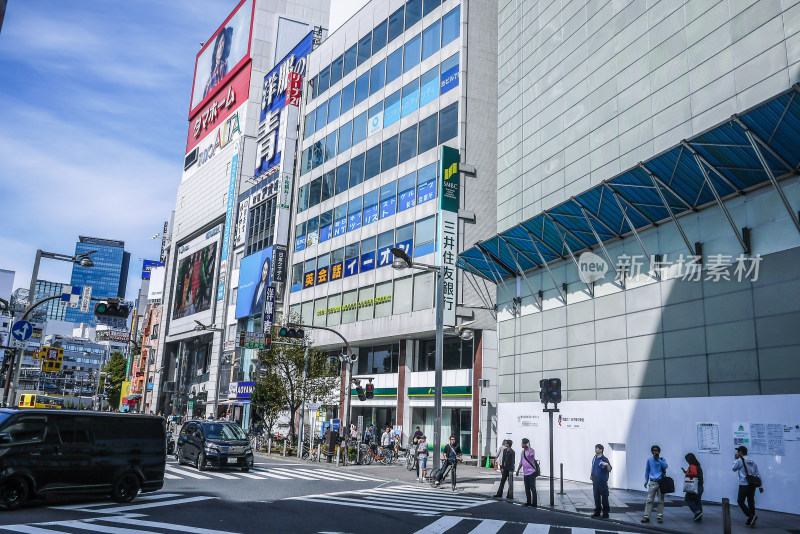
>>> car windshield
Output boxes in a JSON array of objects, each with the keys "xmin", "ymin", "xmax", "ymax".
[
  {"xmin": 203, "ymin": 422, "xmax": 246, "ymax": 441},
  {"xmin": 0, "ymin": 411, "xmax": 13, "ymax": 428}
]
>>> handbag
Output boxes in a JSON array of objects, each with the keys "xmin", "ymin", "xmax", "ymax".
[
  {"xmin": 522, "ymin": 449, "xmax": 540, "ymax": 477},
  {"xmin": 741, "ymin": 458, "xmax": 762, "ymax": 488},
  {"xmin": 683, "ymin": 477, "xmax": 699, "ymax": 494},
  {"xmin": 658, "ymin": 463, "xmax": 675, "ymax": 494}
]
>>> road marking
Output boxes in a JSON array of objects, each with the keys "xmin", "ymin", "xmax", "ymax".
[
  {"xmin": 0, "ymin": 526, "xmax": 66, "ymax": 534},
  {"xmin": 521, "ymin": 524, "xmax": 551, "ymax": 534},
  {"xmin": 296, "ymin": 469, "xmax": 379, "ymax": 482},
  {"xmin": 250, "ymin": 468, "xmax": 291, "ymax": 479},
  {"xmin": 412, "ymin": 516, "xmax": 463, "ymax": 534},
  {"xmin": 268, "ymin": 467, "xmax": 324, "ymax": 480},
  {"xmin": 193, "ymin": 470, "xmax": 239, "ymax": 480},
  {"xmin": 164, "ymin": 472, "xmax": 181, "ymax": 479},
  {"xmin": 50, "ymin": 493, "xmax": 183, "ymax": 510},
  {"xmin": 237, "ymin": 471, "xmax": 272, "ymax": 480},
  {"xmin": 467, "ymin": 519, "xmax": 506, "ymax": 533},
  {"xmin": 82, "ymin": 495, "xmax": 216, "ymax": 514},
  {"xmin": 164, "ymin": 465, "xmax": 212, "ymax": 479},
  {"xmin": 90, "ymin": 516, "xmax": 243, "ymax": 534}
]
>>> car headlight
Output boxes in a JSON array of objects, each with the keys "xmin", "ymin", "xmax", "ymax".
[
  {"xmin": 245, "ymin": 446, "xmax": 252, "ymax": 454},
  {"xmin": 205, "ymin": 443, "xmax": 219, "ymax": 452}
]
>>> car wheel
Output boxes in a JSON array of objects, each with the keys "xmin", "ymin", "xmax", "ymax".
[
  {"xmin": 241, "ymin": 467, "xmax": 250, "ymax": 473},
  {"xmin": 196, "ymin": 451, "xmax": 207, "ymax": 471},
  {"xmin": 110, "ymin": 473, "xmax": 140, "ymax": 503},
  {"xmin": 0, "ymin": 478, "xmax": 29, "ymax": 511}
]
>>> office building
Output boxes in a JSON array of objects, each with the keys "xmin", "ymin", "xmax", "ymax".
[
  {"xmin": 32, "ymin": 280, "xmax": 67, "ymax": 321},
  {"xmin": 288, "ymin": 0, "xmax": 498, "ymax": 456},
  {"xmin": 64, "ymin": 237, "xmax": 130, "ymax": 325},
  {"xmin": 457, "ymin": 0, "xmax": 800, "ymax": 514}
]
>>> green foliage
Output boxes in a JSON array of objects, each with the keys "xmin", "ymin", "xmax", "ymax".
[
  {"xmin": 251, "ymin": 372, "xmax": 285, "ymax": 439},
  {"xmin": 100, "ymin": 352, "xmax": 127, "ymax": 408}
]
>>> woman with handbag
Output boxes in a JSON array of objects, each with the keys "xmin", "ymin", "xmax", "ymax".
[
  {"xmin": 682, "ymin": 453, "xmax": 703, "ymax": 522},
  {"xmin": 733, "ymin": 446, "xmax": 762, "ymax": 528}
]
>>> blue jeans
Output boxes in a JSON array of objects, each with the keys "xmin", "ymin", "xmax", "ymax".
[
  {"xmin": 523, "ymin": 473, "xmax": 537, "ymax": 506},
  {"xmin": 685, "ymin": 483, "xmax": 703, "ymax": 515},
  {"xmin": 593, "ymin": 479, "xmax": 609, "ymax": 515}
]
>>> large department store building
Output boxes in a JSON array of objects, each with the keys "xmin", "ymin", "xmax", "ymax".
[
  {"xmin": 457, "ymin": 0, "xmax": 800, "ymax": 513},
  {"xmin": 287, "ymin": 0, "xmax": 499, "ymax": 456}
]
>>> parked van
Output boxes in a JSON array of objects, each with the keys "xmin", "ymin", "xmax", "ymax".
[{"xmin": 0, "ymin": 409, "xmax": 165, "ymax": 510}]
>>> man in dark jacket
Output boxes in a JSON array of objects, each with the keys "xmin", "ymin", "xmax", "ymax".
[
  {"xmin": 494, "ymin": 440, "xmax": 515, "ymax": 499},
  {"xmin": 590, "ymin": 444, "xmax": 612, "ymax": 518}
]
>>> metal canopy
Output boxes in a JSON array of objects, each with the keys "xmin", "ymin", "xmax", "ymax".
[{"xmin": 458, "ymin": 87, "xmax": 800, "ymax": 281}]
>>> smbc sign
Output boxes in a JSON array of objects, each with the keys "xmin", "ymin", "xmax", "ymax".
[{"xmin": 438, "ymin": 146, "xmax": 460, "ymax": 327}]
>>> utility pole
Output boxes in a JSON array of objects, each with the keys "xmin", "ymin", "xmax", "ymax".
[{"xmin": 296, "ymin": 341, "xmax": 309, "ymax": 457}]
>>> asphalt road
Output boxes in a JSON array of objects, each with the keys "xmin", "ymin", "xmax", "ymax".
[{"xmin": 0, "ymin": 457, "xmax": 658, "ymax": 534}]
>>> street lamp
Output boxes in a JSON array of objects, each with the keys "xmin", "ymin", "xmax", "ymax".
[
  {"xmin": 194, "ymin": 321, "xmax": 226, "ymax": 418},
  {"xmin": 390, "ymin": 247, "xmax": 446, "ymax": 475}
]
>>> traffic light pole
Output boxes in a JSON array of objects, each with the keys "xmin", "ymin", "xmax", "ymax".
[
  {"xmin": 544, "ymin": 407, "xmax": 559, "ymax": 507},
  {"xmin": 297, "ymin": 342, "xmax": 309, "ymax": 457}
]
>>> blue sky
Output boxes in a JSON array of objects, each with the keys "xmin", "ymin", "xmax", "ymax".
[{"xmin": 0, "ymin": 0, "xmax": 363, "ymax": 301}]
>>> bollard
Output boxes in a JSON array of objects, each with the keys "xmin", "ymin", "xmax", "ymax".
[
  {"xmin": 267, "ymin": 438, "xmax": 272, "ymax": 455},
  {"xmin": 508, "ymin": 473, "xmax": 514, "ymax": 499},
  {"xmin": 558, "ymin": 463, "xmax": 565, "ymax": 495},
  {"xmin": 722, "ymin": 498, "xmax": 731, "ymax": 534},
  {"xmin": 282, "ymin": 439, "xmax": 287, "ymax": 457}
]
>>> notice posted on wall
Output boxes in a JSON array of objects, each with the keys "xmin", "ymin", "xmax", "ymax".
[
  {"xmin": 733, "ymin": 422, "xmax": 785, "ymax": 456},
  {"xmin": 696, "ymin": 422, "xmax": 720, "ymax": 453},
  {"xmin": 784, "ymin": 424, "xmax": 800, "ymax": 441}
]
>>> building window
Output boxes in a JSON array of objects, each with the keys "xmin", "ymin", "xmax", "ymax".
[
  {"xmin": 334, "ymin": 204, "xmax": 347, "ymax": 237},
  {"xmin": 442, "ymin": 6, "xmax": 460, "ymax": 47},
  {"xmin": 421, "ymin": 19, "xmax": 441, "ymax": 61},
  {"xmin": 398, "ymin": 171, "xmax": 416, "ymax": 211},
  {"xmin": 341, "ymin": 81, "xmax": 355, "ymax": 114},
  {"xmin": 389, "ymin": 6, "xmax": 405, "ymax": 42},
  {"xmin": 350, "ymin": 152, "xmax": 365, "ymax": 186},
  {"xmin": 335, "ymin": 163, "xmax": 350, "ymax": 195},
  {"xmin": 306, "ymin": 216, "xmax": 319, "ymax": 247},
  {"xmin": 338, "ymin": 120, "xmax": 353, "ymax": 153},
  {"xmin": 368, "ymin": 101, "xmax": 383, "ymax": 137},
  {"xmin": 419, "ymin": 65, "xmax": 439, "ymax": 107},
  {"xmin": 318, "ymin": 64, "xmax": 331, "ymax": 95},
  {"xmin": 327, "ymin": 292, "xmax": 342, "ymax": 326},
  {"xmin": 393, "ymin": 276, "xmax": 413, "ymax": 314},
  {"xmin": 331, "ymin": 54, "xmax": 344, "ymax": 86},
  {"xmin": 308, "ymin": 177, "xmax": 322, "ymax": 208},
  {"xmin": 416, "ymin": 337, "xmax": 474, "ymax": 372},
  {"xmin": 381, "ymin": 134, "xmax": 398, "ymax": 171},
  {"xmin": 246, "ymin": 197, "xmax": 276, "ymax": 255},
  {"xmin": 399, "ymin": 125, "xmax": 418, "ymax": 164},
  {"xmin": 372, "ymin": 19, "xmax": 388, "ymax": 55},
  {"xmin": 315, "ymin": 101, "xmax": 328, "ymax": 132},
  {"xmin": 328, "ymin": 91, "xmax": 341, "ymax": 123},
  {"xmin": 353, "ymin": 112, "xmax": 368, "ymax": 146},
  {"xmin": 415, "ymin": 215, "xmax": 436, "ymax": 256},
  {"xmin": 358, "ymin": 32, "xmax": 372, "ymax": 66},
  {"xmin": 357, "ymin": 343, "xmax": 399, "ymax": 374},
  {"xmin": 406, "ymin": 0, "xmax": 422, "ymax": 29},
  {"xmin": 325, "ymin": 131, "xmax": 337, "ymax": 161},
  {"xmin": 386, "ymin": 48, "xmax": 403, "ymax": 85},
  {"xmin": 347, "ymin": 197, "xmax": 363, "ymax": 232},
  {"xmin": 401, "ymin": 78, "xmax": 419, "ymax": 117},
  {"xmin": 342, "ymin": 289, "xmax": 357, "ymax": 324},
  {"xmin": 355, "ymin": 71, "xmax": 370, "ymax": 106},
  {"xmin": 403, "ymin": 34, "xmax": 421, "ymax": 73},
  {"xmin": 314, "ymin": 297, "xmax": 327, "ymax": 326},
  {"xmin": 413, "ymin": 271, "xmax": 434, "ymax": 311},
  {"xmin": 418, "ymin": 113, "xmax": 438, "ymax": 154},
  {"xmin": 370, "ymin": 59, "xmax": 386, "ymax": 96},
  {"xmin": 358, "ymin": 285, "xmax": 374, "ymax": 322},
  {"xmin": 304, "ymin": 112, "xmax": 315, "ymax": 139},
  {"xmin": 365, "ymin": 145, "xmax": 382, "ymax": 181},
  {"xmin": 322, "ymin": 171, "xmax": 335, "ymax": 202},
  {"xmin": 375, "ymin": 280, "xmax": 392, "ymax": 318},
  {"xmin": 384, "ymin": 89, "xmax": 401, "ymax": 127},
  {"xmin": 320, "ymin": 210, "xmax": 333, "ymax": 243},
  {"xmin": 380, "ymin": 182, "xmax": 397, "ymax": 219},
  {"xmin": 297, "ymin": 183, "xmax": 309, "ymax": 213},
  {"xmin": 363, "ymin": 190, "xmax": 379, "ymax": 227},
  {"xmin": 424, "ymin": 0, "xmax": 440, "ymax": 16},
  {"xmin": 439, "ymin": 101, "xmax": 458, "ymax": 143},
  {"xmin": 344, "ymin": 44, "xmax": 357, "ymax": 77}
]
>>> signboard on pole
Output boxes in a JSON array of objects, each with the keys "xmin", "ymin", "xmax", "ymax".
[
  {"xmin": 263, "ymin": 286, "xmax": 275, "ymax": 332},
  {"xmin": 60, "ymin": 285, "xmax": 82, "ymax": 308},
  {"xmin": 79, "ymin": 285, "xmax": 93, "ymax": 313},
  {"xmin": 237, "ymin": 331, "xmax": 271, "ymax": 349},
  {"xmin": 438, "ymin": 146, "xmax": 460, "ymax": 328}
]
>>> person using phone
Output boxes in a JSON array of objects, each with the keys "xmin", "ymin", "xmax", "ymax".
[
  {"xmin": 590, "ymin": 444, "xmax": 612, "ymax": 518},
  {"xmin": 642, "ymin": 445, "xmax": 667, "ymax": 523},
  {"xmin": 683, "ymin": 453, "xmax": 704, "ymax": 522}
]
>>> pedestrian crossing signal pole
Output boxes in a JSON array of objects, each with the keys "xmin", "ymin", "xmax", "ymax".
[{"xmin": 540, "ymin": 378, "xmax": 562, "ymax": 507}]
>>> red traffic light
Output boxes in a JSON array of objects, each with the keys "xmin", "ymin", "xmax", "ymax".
[{"xmin": 365, "ymin": 383, "xmax": 374, "ymax": 399}]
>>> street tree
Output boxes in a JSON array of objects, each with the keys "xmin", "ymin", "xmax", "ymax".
[
  {"xmin": 99, "ymin": 351, "xmax": 127, "ymax": 409},
  {"xmin": 250, "ymin": 371, "xmax": 285, "ymax": 438},
  {"xmin": 256, "ymin": 319, "xmax": 339, "ymax": 444}
]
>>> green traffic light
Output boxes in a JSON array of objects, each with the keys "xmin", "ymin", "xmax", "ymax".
[
  {"xmin": 279, "ymin": 327, "xmax": 288, "ymax": 337},
  {"xmin": 96, "ymin": 303, "xmax": 107, "ymax": 314}
]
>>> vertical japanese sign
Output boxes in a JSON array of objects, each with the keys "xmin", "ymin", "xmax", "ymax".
[
  {"xmin": 286, "ymin": 72, "xmax": 302, "ymax": 107},
  {"xmin": 438, "ymin": 146, "xmax": 460, "ymax": 327},
  {"xmin": 219, "ymin": 142, "xmax": 239, "ymax": 300},
  {"xmin": 263, "ymin": 286, "xmax": 275, "ymax": 332}
]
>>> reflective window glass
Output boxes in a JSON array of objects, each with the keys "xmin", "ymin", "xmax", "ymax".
[
  {"xmin": 358, "ymin": 33, "xmax": 372, "ymax": 66},
  {"xmin": 368, "ymin": 101, "xmax": 383, "ymax": 137},
  {"xmin": 372, "ymin": 19, "xmax": 388, "ymax": 54},
  {"xmin": 393, "ymin": 276, "xmax": 412, "ymax": 314},
  {"xmin": 398, "ymin": 124, "xmax": 418, "ymax": 164},
  {"xmin": 331, "ymin": 54, "xmax": 344, "ymax": 87},
  {"xmin": 355, "ymin": 71, "xmax": 370, "ymax": 105},
  {"xmin": 335, "ymin": 163, "xmax": 349, "ymax": 195},
  {"xmin": 442, "ymin": 6, "xmax": 460, "ymax": 46},
  {"xmin": 401, "ymin": 78, "xmax": 420, "ymax": 117},
  {"xmin": 318, "ymin": 65, "xmax": 330, "ymax": 95},
  {"xmin": 415, "ymin": 215, "xmax": 436, "ymax": 256},
  {"xmin": 384, "ymin": 90, "xmax": 401, "ymax": 127},
  {"xmin": 328, "ymin": 91, "xmax": 341, "ymax": 123},
  {"xmin": 312, "ymin": 140, "xmax": 323, "ymax": 168},
  {"xmin": 403, "ymin": 34, "xmax": 421, "ymax": 73},
  {"xmin": 370, "ymin": 59, "xmax": 386, "ymax": 95},
  {"xmin": 386, "ymin": 48, "xmax": 403, "ymax": 85},
  {"xmin": 397, "ymin": 171, "xmax": 416, "ymax": 211},
  {"xmin": 421, "ymin": 19, "xmax": 440, "ymax": 60},
  {"xmin": 304, "ymin": 112, "xmax": 315, "ymax": 139},
  {"xmin": 352, "ymin": 111, "xmax": 368, "ymax": 146},
  {"xmin": 308, "ymin": 177, "xmax": 322, "ymax": 208},
  {"xmin": 365, "ymin": 144, "xmax": 382, "ymax": 181},
  {"xmin": 419, "ymin": 65, "xmax": 439, "ymax": 107},
  {"xmin": 405, "ymin": 0, "xmax": 422, "ymax": 29},
  {"xmin": 349, "ymin": 152, "xmax": 365, "ymax": 186},
  {"xmin": 439, "ymin": 101, "xmax": 458, "ymax": 142},
  {"xmin": 338, "ymin": 120, "xmax": 353, "ymax": 153},
  {"xmin": 389, "ymin": 6, "xmax": 405, "ymax": 42},
  {"xmin": 315, "ymin": 101, "xmax": 328, "ymax": 132},
  {"xmin": 322, "ymin": 170, "xmax": 335, "ymax": 202},
  {"xmin": 381, "ymin": 134, "xmax": 398, "ymax": 171},
  {"xmin": 301, "ymin": 146, "xmax": 312, "ymax": 175},
  {"xmin": 344, "ymin": 44, "xmax": 357, "ymax": 76},
  {"xmin": 297, "ymin": 184, "xmax": 309, "ymax": 213},
  {"xmin": 418, "ymin": 112, "xmax": 438, "ymax": 153},
  {"xmin": 324, "ymin": 131, "xmax": 337, "ymax": 161},
  {"xmin": 340, "ymin": 81, "xmax": 355, "ymax": 114},
  {"xmin": 380, "ymin": 182, "xmax": 397, "ymax": 219},
  {"xmin": 424, "ymin": 0, "xmax": 440, "ymax": 16}
]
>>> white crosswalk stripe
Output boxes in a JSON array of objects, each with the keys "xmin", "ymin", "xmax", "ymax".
[
  {"xmin": 162, "ymin": 460, "xmax": 383, "ymax": 482},
  {"xmin": 0, "ymin": 514, "xmax": 244, "ymax": 534},
  {"xmin": 288, "ymin": 484, "xmax": 492, "ymax": 514},
  {"xmin": 413, "ymin": 516, "xmax": 645, "ymax": 534}
]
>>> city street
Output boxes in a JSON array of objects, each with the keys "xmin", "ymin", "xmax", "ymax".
[{"xmin": 0, "ymin": 458, "xmax": 654, "ymax": 534}]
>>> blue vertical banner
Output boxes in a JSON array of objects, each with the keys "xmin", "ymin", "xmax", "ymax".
[{"xmin": 218, "ymin": 142, "xmax": 239, "ymax": 301}]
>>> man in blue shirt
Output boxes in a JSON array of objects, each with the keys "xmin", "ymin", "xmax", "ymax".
[
  {"xmin": 590, "ymin": 444, "xmax": 612, "ymax": 518},
  {"xmin": 642, "ymin": 444, "xmax": 668, "ymax": 523}
]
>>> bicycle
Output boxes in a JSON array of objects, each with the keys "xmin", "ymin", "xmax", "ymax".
[
  {"xmin": 404, "ymin": 448, "xmax": 416, "ymax": 471},
  {"xmin": 430, "ymin": 459, "xmax": 459, "ymax": 490},
  {"xmin": 362, "ymin": 442, "xmax": 389, "ymax": 465}
]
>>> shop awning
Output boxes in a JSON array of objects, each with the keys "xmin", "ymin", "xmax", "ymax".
[{"xmin": 458, "ymin": 86, "xmax": 800, "ymax": 283}]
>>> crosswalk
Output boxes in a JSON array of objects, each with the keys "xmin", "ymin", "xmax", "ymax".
[
  {"xmin": 0, "ymin": 515, "xmax": 244, "ymax": 534},
  {"xmin": 162, "ymin": 460, "xmax": 382, "ymax": 483},
  {"xmin": 49, "ymin": 492, "xmax": 216, "ymax": 515},
  {"xmin": 413, "ymin": 516, "xmax": 644, "ymax": 534},
  {"xmin": 288, "ymin": 483, "xmax": 492, "ymax": 515}
]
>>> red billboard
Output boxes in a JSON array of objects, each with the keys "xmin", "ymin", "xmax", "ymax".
[
  {"xmin": 187, "ymin": 65, "xmax": 251, "ymax": 151},
  {"xmin": 188, "ymin": 0, "xmax": 254, "ymax": 118}
]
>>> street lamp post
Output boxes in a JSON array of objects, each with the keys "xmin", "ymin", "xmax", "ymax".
[
  {"xmin": 194, "ymin": 321, "xmax": 226, "ymax": 419},
  {"xmin": 390, "ymin": 248, "xmax": 445, "ymax": 476},
  {"xmin": 3, "ymin": 249, "xmax": 95, "ymax": 407}
]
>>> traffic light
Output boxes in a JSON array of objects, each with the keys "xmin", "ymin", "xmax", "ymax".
[
  {"xmin": 94, "ymin": 301, "xmax": 130, "ymax": 320},
  {"xmin": 278, "ymin": 327, "xmax": 304, "ymax": 339},
  {"xmin": 365, "ymin": 382, "xmax": 374, "ymax": 399},
  {"xmin": 355, "ymin": 384, "xmax": 366, "ymax": 401},
  {"xmin": 539, "ymin": 377, "xmax": 562, "ymax": 407}
]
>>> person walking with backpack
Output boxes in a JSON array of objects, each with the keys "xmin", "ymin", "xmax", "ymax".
[
  {"xmin": 515, "ymin": 438, "xmax": 538, "ymax": 507},
  {"xmin": 682, "ymin": 453, "xmax": 703, "ymax": 522},
  {"xmin": 642, "ymin": 444, "xmax": 668, "ymax": 523},
  {"xmin": 733, "ymin": 446, "xmax": 762, "ymax": 528},
  {"xmin": 590, "ymin": 444, "xmax": 612, "ymax": 518}
]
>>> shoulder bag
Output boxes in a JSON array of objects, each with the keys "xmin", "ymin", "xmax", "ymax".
[
  {"xmin": 522, "ymin": 449, "xmax": 541, "ymax": 477},
  {"xmin": 658, "ymin": 461, "xmax": 675, "ymax": 494},
  {"xmin": 741, "ymin": 458, "xmax": 762, "ymax": 488}
]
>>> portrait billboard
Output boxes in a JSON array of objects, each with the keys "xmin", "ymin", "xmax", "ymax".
[
  {"xmin": 235, "ymin": 246, "xmax": 273, "ymax": 319},
  {"xmin": 189, "ymin": 0, "xmax": 253, "ymax": 115},
  {"xmin": 172, "ymin": 232, "xmax": 219, "ymax": 322}
]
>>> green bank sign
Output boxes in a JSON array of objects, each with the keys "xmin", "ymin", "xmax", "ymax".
[
  {"xmin": 408, "ymin": 386, "xmax": 472, "ymax": 397},
  {"xmin": 439, "ymin": 146, "xmax": 460, "ymax": 212}
]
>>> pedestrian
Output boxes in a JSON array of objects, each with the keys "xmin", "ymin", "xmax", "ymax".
[
  {"xmin": 515, "ymin": 438, "xmax": 538, "ymax": 507},
  {"xmin": 682, "ymin": 453, "xmax": 703, "ymax": 522},
  {"xmin": 642, "ymin": 444, "xmax": 667, "ymax": 523},
  {"xmin": 417, "ymin": 435, "xmax": 429, "ymax": 481},
  {"xmin": 364, "ymin": 424, "xmax": 374, "ymax": 444},
  {"xmin": 381, "ymin": 426, "xmax": 393, "ymax": 451},
  {"xmin": 435, "ymin": 435, "xmax": 462, "ymax": 488},
  {"xmin": 413, "ymin": 426, "xmax": 423, "ymax": 444},
  {"xmin": 590, "ymin": 444, "xmax": 612, "ymax": 518},
  {"xmin": 494, "ymin": 440, "xmax": 515, "ymax": 499},
  {"xmin": 733, "ymin": 446, "xmax": 762, "ymax": 528}
]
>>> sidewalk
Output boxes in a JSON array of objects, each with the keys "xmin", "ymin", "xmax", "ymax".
[{"xmin": 271, "ymin": 455, "xmax": 798, "ymax": 534}]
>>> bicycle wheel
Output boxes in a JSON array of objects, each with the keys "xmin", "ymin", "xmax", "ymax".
[
  {"xmin": 406, "ymin": 453, "xmax": 415, "ymax": 471},
  {"xmin": 363, "ymin": 452, "xmax": 373, "ymax": 465}
]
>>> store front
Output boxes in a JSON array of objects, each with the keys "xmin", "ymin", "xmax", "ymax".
[{"xmin": 409, "ymin": 386, "xmax": 472, "ymax": 455}]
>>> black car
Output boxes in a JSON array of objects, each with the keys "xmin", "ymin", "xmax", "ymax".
[
  {"xmin": 176, "ymin": 420, "xmax": 253, "ymax": 471},
  {"xmin": 0, "ymin": 409, "xmax": 166, "ymax": 510}
]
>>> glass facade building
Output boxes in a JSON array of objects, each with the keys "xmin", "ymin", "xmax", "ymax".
[
  {"xmin": 33, "ymin": 280, "xmax": 67, "ymax": 321},
  {"xmin": 287, "ymin": 0, "xmax": 499, "ymax": 456},
  {"xmin": 64, "ymin": 237, "xmax": 130, "ymax": 325}
]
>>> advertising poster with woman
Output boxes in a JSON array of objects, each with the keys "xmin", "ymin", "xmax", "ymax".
[
  {"xmin": 172, "ymin": 242, "xmax": 218, "ymax": 320},
  {"xmin": 190, "ymin": 0, "xmax": 253, "ymax": 112},
  {"xmin": 235, "ymin": 246, "xmax": 273, "ymax": 319}
]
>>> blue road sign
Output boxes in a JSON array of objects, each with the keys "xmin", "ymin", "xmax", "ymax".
[{"xmin": 11, "ymin": 320, "xmax": 33, "ymax": 341}]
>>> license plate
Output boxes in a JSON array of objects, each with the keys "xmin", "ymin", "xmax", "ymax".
[{"xmin": 227, "ymin": 457, "xmax": 238, "ymax": 464}]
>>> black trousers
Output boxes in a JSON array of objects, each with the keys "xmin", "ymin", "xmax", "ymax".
[
  {"xmin": 497, "ymin": 469, "xmax": 513, "ymax": 497},
  {"xmin": 737, "ymin": 485, "xmax": 756, "ymax": 518},
  {"xmin": 523, "ymin": 473, "xmax": 537, "ymax": 506},
  {"xmin": 593, "ymin": 480, "xmax": 609, "ymax": 515}
]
